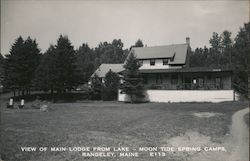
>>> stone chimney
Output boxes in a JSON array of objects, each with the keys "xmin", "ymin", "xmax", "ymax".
[{"xmin": 186, "ymin": 37, "xmax": 190, "ymax": 45}]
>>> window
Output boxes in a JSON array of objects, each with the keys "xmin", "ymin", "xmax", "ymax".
[
  {"xmin": 156, "ymin": 74, "xmax": 163, "ymax": 84},
  {"xmin": 215, "ymin": 77, "xmax": 221, "ymax": 89},
  {"xmin": 171, "ymin": 74, "xmax": 178, "ymax": 84},
  {"xmin": 150, "ymin": 59, "xmax": 155, "ymax": 66},
  {"xmin": 198, "ymin": 78, "xmax": 204, "ymax": 85},
  {"xmin": 163, "ymin": 59, "xmax": 169, "ymax": 65}
]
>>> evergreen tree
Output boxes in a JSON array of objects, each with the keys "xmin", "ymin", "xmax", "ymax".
[
  {"xmin": 34, "ymin": 45, "xmax": 56, "ymax": 92},
  {"xmin": 134, "ymin": 39, "xmax": 144, "ymax": 47},
  {"xmin": 190, "ymin": 48, "xmax": 205, "ymax": 67},
  {"xmin": 90, "ymin": 74, "xmax": 102, "ymax": 100},
  {"xmin": 3, "ymin": 36, "xmax": 41, "ymax": 96},
  {"xmin": 102, "ymin": 70, "xmax": 120, "ymax": 100},
  {"xmin": 221, "ymin": 30, "xmax": 233, "ymax": 66},
  {"xmin": 76, "ymin": 43, "xmax": 95, "ymax": 83},
  {"xmin": 209, "ymin": 32, "xmax": 222, "ymax": 67},
  {"xmin": 0, "ymin": 53, "xmax": 4, "ymax": 89},
  {"xmin": 120, "ymin": 53, "xmax": 144, "ymax": 103},
  {"xmin": 22, "ymin": 37, "xmax": 41, "ymax": 93},
  {"xmin": 34, "ymin": 35, "xmax": 79, "ymax": 93},
  {"xmin": 232, "ymin": 22, "xmax": 250, "ymax": 97},
  {"xmin": 52, "ymin": 35, "xmax": 79, "ymax": 93},
  {"xmin": 129, "ymin": 39, "xmax": 144, "ymax": 50},
  {"xmin": 94, "ymin": 39, "xmax": 127, "ymax": 65}
]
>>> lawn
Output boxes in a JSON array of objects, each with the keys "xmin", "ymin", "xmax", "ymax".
[{"xmin": 0, "ymin": 96, "xmax": 247, "ymax": 161}]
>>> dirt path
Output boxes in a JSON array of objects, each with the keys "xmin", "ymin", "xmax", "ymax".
[
  {"xmin": 227, "ymin": 107, "xmax": 249, "ymax": 161},
  {"xmin": 188, "ymin": 107, "xmax": 249, "ymax": 161}
]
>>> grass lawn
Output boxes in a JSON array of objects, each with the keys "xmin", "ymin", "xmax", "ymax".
[{"xmin": 0, "ymin": 96, "xmax": 247, "ymax": 161}]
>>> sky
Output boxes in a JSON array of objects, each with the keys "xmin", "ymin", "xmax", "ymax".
[{"xmin": 1, "ymin": 0, "xmax": 249, "ymax": 55}]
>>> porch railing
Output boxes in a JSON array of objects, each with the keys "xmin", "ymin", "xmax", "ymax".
[{"xmin": 145, "ymin": 83, "xmax": 226, "ymax": 90}]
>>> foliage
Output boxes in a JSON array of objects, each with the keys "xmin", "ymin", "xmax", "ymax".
[
  {"xmin": 120, "ymin": 52, "xmax": 144, "ymax": 103},
  {"xmin": 33, "ymin": 45, "xmax": 56, "ymax": 92},
  {"xmin": 34, "ymin": 35, "xmax": 79, "ymax": 93},
  {"xmin": 102, "ymin": 70, "xmax": 120, "ymax": 101},
  {"xmin": 232, "ymin": 22, "xmax": 250, "ymax": 97},
  {"xmin": 134, "ymin": 39, "xmax": 144, "ymax": 47},
  {"xmin": 76, "ymin": 43, "xmax": 95, "ymax": 83},
  {"xmin": 130, "ymin": 39, "xmax": 144, "ymax": 50},
  {"xmin": 94, "ymin": 39, "xmax": 127, "ymax": 64},
  {"xmin": 3, "ymin": 36, "xmax": 41, "ymax": 95},
  {"xmin": 189, "ymin": 22, "xmax": 250, "ymax": 98},
  {"xmin": 0, "ymin": 53, "xmax": 4, "ymax": 85},
  {"xmin": 90, "ymin": 74, "xmax": 102, "ymax": 100},
  {"xmin": 190, "ymin": 31, "xmax": 233, "ymax": 68}
]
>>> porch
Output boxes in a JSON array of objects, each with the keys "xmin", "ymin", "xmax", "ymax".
[{"xmin": 141, "ymin": 67, "xmax": 232, "ymax": 90}]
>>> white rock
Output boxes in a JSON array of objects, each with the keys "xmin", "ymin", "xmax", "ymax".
[{"xmin": 40, "ymin": 105, "xmax": 48, "ymax": 112}]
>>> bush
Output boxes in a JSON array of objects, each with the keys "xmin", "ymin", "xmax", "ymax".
[{"xmin": 101, "ymin": 87, "xmax": 117, "ymax": 101}]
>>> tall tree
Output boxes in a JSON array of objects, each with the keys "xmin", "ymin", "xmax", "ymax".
[
  {"xmin": 120, "ymin": 53, "xmax": 144, "ymax": 103},
  {"xmin": 221, "ymin": 30, "xmax": 233, "ymax": 66},
  {"xmin": 209, "ymin": 32, "xmax": 222, "ymax": 67},
  {"xmin": 94, "ymin": 39, "xmax": 128, "ymax": 65},
  {"xmin": 232, "ymin": 22, "xmax": 250, "ymax": 98},
  {"xmin": 102, "ymin": 70, "xmax": 120, "ymax": 101},
  {"xmin": 34, "ymin": 35, "xmax": 79, "ymax": 93},
  {"xmin": 52, "ymin": 35, "xmax": 79, "ymax": 93},
  {"xmin": 134, "ymin": 39, "xmax": 144, "ymax": 47},
  {"xmin": 129, "ymin": 39, "xmax": 144, "ymax": 50},
  {"xmin": 189, "ymin": 48, "xmax": 205, "ymax": 67},
  {"xmin": 90, "ymin": 74, "xmax": 102, "ymax": 100},
  {"xmin": 76, "ymin": 43, "xmax": 95, "ymax": 83},
  {"xmin": 34, "ymin": 45, "xmax": 56, "ymax": 92},
  {"xmin": 3, "ymin": 36, "xmax": 41, "ymax": 96},
  {"xmin": 0, "ymin": 53, "xmax": 4, "ymax": 88}
]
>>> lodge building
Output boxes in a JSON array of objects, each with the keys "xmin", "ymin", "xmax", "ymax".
[{"xmin": 92, "ymin": 37, "xmax": 236, "ymax": 103}]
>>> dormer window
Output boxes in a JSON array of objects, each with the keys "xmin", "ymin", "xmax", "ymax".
[
  {"xmin": 163, "ymin": 59, "xmax": 168, "ymax": 65},
  {"xmin": 150, "ymin": 59, "xmax": 155, "ymax": 66}
]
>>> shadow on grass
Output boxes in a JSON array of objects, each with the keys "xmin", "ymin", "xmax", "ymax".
[{"xmin": 10, "ymin": 92, "xmax": 90, "ymax": 103}]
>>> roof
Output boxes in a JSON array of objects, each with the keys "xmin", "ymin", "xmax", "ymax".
[
  {"xmin": 91, "ymin": 64, "xmax": 124, "ymax": 78},
  {"xmin": 139, "ymin": 67, "xmax": 232, "ymax": 74},
  {"xmin": 131, "ymin": 43, "xmax": 189, "ymax": 64}
]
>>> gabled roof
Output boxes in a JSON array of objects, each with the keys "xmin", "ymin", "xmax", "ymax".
[
  {"xmin": 91, "ymin": 64, "xmax": 124, "ymax": 78},
  {"xmin": 131, "ymin": 43, "xmax": 189, "ymax": 64}
]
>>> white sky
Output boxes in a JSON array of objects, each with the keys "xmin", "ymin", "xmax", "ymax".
[{"xmin": 1, "ymin": 0, "xmax": 249, "ymax": 55}]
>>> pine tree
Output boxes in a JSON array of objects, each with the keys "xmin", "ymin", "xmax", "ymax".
[
  {"xmin": 232, "ymin": 22, "xmax": 250, "ymax": 98},
  {"xmin": 34, "ymin": 45, "xmax": 56, "ymax": 92},
  {"xmin": 76, "ymin": 43, "xmax": 95, "ymax": 83},
  {"xmin": 120, "ymin": 52, "xmax": 144, "ymax": 103},
  {"xmin": 3, "ymin": 36, "xmax": 41, "ymax": 96},
  {"xmin": 134, "ymin": 39, "xmax": 144, "ymax": 47},
  {"xmin": 53, "ymin": 35, "xmax": 79, "ymax": 93},
  {"xmin": 209, "ymin": 32, "xmax": 222, "ymax": 67},
  {"xmin": 34, "ymin": 35, "xmax": 79, "ymax": 93},
  {"xmin": 129, "ymin": 39, "xmax": 144, "ymax": 50},
  {"xmin": 102, "ymin": 70, "xmax": 120, "ymax": 100},
  {"xmin": 0, "ymin": 53, "xmax": 4, "ymax": 89},
  {"xmin": 221, "ymin": 30, "xmax": 233, "ymax": 67},
  {"xmin": 90, "ymin": 74, "xmax": 102, "ymax": 100}
]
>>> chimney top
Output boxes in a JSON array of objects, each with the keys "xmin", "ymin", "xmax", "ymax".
[{"xmin": 186, "ymin": 37, "xmax": 190, "ymax": 45}]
